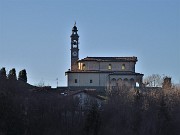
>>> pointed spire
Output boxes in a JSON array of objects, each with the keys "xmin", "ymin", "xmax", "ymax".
[
  {"xmin": 74, "ymin": 21, "xmax": 76, "ymax": 26},
  {"xmin": 72, "ymin": 21, "xmax": 78, "ymax": 33}
]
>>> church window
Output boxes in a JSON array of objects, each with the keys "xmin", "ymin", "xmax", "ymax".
[
  {"xmin": 90, "ymin": 80, "xmax": 93, "ymax": 83},
  {"xmin": 111, "ymin": 78, "xmax": 116, "ymax": 87},
  {"xmin": 82, "ymin": 64, "xmax": 86, "ymax": 70},
  {"xmin": 108, "ymin": 64, "xmax": 112, "ymax": 70},
  {"xmin": 78, "ymin": 63, "xmax": 81, "ymax": 70},
  {"xmin": 72, "ymin": 40, "xmax": 77, "ymax": 48},
  {"xmin": 73, "ymin": 44, "xmax": 77, "ymax": 48},
  {"xmin": 122, "ymin": 64, "xmax": 125, "ymax": 70},
  {"xmin": 75, "ymin": 79, "xmax": 77, "ymax": 83}
]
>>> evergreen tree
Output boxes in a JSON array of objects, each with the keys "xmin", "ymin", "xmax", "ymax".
[
  {"xmin": 8, "ymin": 68, "xmax": 17, "ymax": 80},
  {"xmin": 0, "ymin": 67, "xmax": 7, "ymax": 80},
  {"xmin": 18, "ymin": 69, "xmax": 27, "ymax": 83}
]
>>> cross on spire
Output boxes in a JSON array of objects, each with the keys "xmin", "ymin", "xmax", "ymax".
[{"xmin": 74, "ymin": 21, "xmax": 76, "ymax": 26}]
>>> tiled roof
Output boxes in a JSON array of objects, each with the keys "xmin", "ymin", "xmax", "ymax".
[
  {"xmin": 78, "ymin": 57, "xmax": 137, "ymax": 62},
  {"xmin": 67, "ymin": 90, "xmax": 106, "ymax": 100}
]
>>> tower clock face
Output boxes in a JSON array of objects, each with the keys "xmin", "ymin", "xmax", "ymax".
[{"xmin": 72, "ymin": 51, "xmax": 77, "ymax": 56}]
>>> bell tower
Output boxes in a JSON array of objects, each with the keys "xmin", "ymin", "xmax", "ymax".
[{"xmin": 70, "ymin": 22, "xmax": 79, "ymax": 71}]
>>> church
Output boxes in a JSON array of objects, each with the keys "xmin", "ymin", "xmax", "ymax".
[{"xmin": 65, "ymin": 23, "xmax": 144, "ymax": 91}]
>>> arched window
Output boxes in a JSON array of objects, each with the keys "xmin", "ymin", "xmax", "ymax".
[
  {"xmin": 73, "ymin": 44, "xmax": 77, "ymax": 48},
  {"xmin": 82, "ymin": 64, "xmax": 86, "ymax": 70},
  {"xmin": 117, "ymin": 78, "xmax": 122, "ymax": 86},
  {"xmin": 111, "ymin": 78, "xmax": 116, "ymax": 86},
  {"xmin": 136, "ymin": 82, "xmax": 140, "ymax": 87},
  {"xmin": 72, "ymin": 40, "xmax": 77, "ymax": 48},
  {"xmin": 108, "ymin": 64, "xmax": 112, "ymax": 70},
  {"xmin": 122, "ymin": 64, "xmax": 125, "ymax": 70},
  {"xmin": 124, "ymin": 78, "xmax": 129, "ymax": 86}
]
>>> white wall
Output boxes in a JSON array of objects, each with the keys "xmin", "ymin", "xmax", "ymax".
[{"xmin": 68, "ymin": 73, "xmax": 109, "ymax": 87}]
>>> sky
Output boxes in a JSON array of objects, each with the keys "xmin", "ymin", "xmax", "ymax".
[{"xmin": 0, "ymin": 0, "xmax": 179, "ymax": 87}]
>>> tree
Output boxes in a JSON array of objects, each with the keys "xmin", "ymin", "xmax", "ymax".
[
  {"xmin": 18, "ymin": 69, "xmax": 27, "ymax": 83},
  {"xmin": 144, "ymin": 74, "xmax": 163, "ymax": 87},
  {"xmin": 156, "ymin": 95, "xmax": 172, "ymax": 135},
  {"xmin": 162, "ymin": 77, "xmax": 172, "ymax": 90},
  {"xmin": 8, "ymin": 68, "xmax": 17, "ymax": 80},
  {"xmin": 0, "ymin": 67, "xmax": 7, "ymax": 80},
  {"xmin": 84, "ymin": 103, "xmax": 101, "ymax": 135}
]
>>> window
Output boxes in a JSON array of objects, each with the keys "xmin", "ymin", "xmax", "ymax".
[
  {"xmin": 78, "ymin": 63, "xmax": 81, "ymax": 70},
  {"xmin": 122, "ymin": 64, "xmax": 125, "ymax": 70},
  {"xmin": 75, "ymin": 79, "xmax": 77, "ymax": 83},
  {"xmin": 73, "ymin": 44, "xmax": 77, "ymax": 48},
  {"xmin": 108, "ymin": 64, "xmax": 112, "ymax": 70},
  {"xmin": 72, "ymin": 40, "xmax": 77, "ymax": 48},
  {"xmin": 82, "ymin": 64, "xmax": 86, "ymax": 70},
  {"xmin": 111, "ymin": 78, "xmax": 116, "ymax": 86},
  {"xmin": 90, "ymin": 80, "xmax": 93, "ymax": 83}
]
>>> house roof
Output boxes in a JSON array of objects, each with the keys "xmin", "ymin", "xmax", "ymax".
[
  {"xmin": 67, "ymin": 90, "xmax": 106, "ymax": 101},
  {"xmin": 78, "ymin": 56, "xmax": 137, "ymax": 62}
]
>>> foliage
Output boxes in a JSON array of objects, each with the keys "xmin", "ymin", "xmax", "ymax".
[
  {"xmin": 18, "ymin": 69, "xmax": 27, "ymax": 83},
  {"xmin": 8, "ymin": 68, "xmax": 17, "ymax": 80},
  {"xmin": 0, "ymin": 67, "xmax": 7, "ymax": 80},
  {"xmin": 84, "ymin": 103, "xmax": 101, "ymax": 135},
  {"xmin": 0, "ymin": 79, "xmax": 180, "ymax": 135}
]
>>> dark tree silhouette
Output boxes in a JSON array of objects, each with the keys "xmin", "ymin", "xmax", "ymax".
[
  {"xmin": 84, "ymin": 103, "xmax": 101, "ymax": 135},
  {"xmin": 8, "ymin": 68, "xmax": 17, "ymax": 80},
  {"xmin": 0, "ymin": 67, "xmax": 7, "ymax": 80},
  {"xmin": 0, "ymin": 74, "xmax": 180, "ymax": 135},
  {"xmin": 18, "ymin": 69, "xmax": 27, "ymax": 83}
]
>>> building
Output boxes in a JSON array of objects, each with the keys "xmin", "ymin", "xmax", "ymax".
[
  {"xmin": 68, "ymin": 90, "xmax": 106, "ymax": 110},
  {"xmin": 66, "ymin": 23, "xmax": 144, "ymax": 91}
]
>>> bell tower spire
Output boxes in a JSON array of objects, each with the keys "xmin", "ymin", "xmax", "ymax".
[{"xmin": 70, "ymin": 22, "xmax": 79, "ymax": 71}]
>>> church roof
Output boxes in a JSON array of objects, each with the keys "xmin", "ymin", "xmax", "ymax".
[
  {"xmin": 66, "ymin": 70, "xmax": 143, "ymax": 76},
  {"xmin": 78, "ymin": 56, "xmax": 137, "ymax": 62}
]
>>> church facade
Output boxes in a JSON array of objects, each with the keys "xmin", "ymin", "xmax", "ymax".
[{"xmin": 65, "ymin": 24, "xmax": 144, "ymax": 91}]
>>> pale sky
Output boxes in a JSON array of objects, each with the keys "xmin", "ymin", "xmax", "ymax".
[{"xmin": 0, "ymin": 0, "xmax": 179, "ymax": 87}]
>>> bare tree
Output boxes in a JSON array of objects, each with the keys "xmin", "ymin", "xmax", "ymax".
[{"xmin": 144, "ymin": 74, "xmax": 163, "ymax": 87}]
